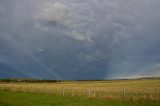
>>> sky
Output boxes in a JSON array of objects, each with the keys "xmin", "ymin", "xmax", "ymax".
[{"xmin": 0, "ymin": 0, "xmax": 160, "ymax": 80}]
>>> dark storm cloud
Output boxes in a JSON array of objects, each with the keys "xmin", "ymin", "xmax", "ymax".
[{"xmin": 0, "ymin": 0, "xmax": 160, "ymax": 79}]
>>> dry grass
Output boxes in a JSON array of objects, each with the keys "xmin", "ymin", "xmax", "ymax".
[{"xmin": 0, "ymin": 79, "xmax": 160, "ymax": 101}]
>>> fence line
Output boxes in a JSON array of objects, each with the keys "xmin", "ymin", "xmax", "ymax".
[{"xmin": 0, "ymin": 84, "xmax": 159, "ymax": 101}]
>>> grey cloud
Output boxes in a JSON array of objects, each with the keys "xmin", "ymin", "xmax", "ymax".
[
  {"xmin": 34, "ymin": 2, "xmax": 72, "ymax": 27},
  {"xmin": 34, "ymin": 1, "xmax": 93, "ymax": 43}
]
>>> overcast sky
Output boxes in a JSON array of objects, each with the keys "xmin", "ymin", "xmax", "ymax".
[{"xmin": 0, "ymin": 0, "xmax": 160, "ymax": 80}]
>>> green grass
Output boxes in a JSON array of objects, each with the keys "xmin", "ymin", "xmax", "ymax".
[{"xmin": 0, "ymin": 90, "xmax": 160, "ymax": 106}]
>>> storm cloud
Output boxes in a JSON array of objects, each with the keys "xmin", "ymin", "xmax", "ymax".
[{"xmin": 0, "ymin": 0, "xmax": 160, "ymax": 80}]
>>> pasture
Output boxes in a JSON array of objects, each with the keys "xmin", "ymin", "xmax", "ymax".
[{"xmin": 0, "ymin": 78, "xmax": 160, "ymax": 106}]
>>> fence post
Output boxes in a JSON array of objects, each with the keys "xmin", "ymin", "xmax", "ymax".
[
  {"xmin": 62, "ymin": 88, "xmax": 65, "ymax": 96},
  {"xmin": 88, "ymin": 88, "xmax": 91, "ymax": 97},
  {"xmin": 123, "ymin": 88, "xmax": 126, "ymax": 100},
  {"xmin": 19, "ymin": 86, "xmax": 22, "ymax": 93}
]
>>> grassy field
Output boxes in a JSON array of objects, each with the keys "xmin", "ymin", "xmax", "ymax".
[
  {"xmin": 0, "ymin": 90, "xmax": 160, "ymax": 106},
  {"xmin": 0, "ymin": 79, "xmax": 160, "ymax": 106}
]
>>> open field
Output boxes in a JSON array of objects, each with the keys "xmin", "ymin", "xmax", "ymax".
[{"xmin": 0, "ymin": 78, "xmax": 160, "ymax": 106}]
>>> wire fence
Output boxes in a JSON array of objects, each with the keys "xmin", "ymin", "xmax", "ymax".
[{"xmin": 0, "ymin": 83, "xmax": 160, "ymax": 101}]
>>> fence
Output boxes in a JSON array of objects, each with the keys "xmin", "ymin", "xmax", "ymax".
[{"xmin": 0, "ymin": 84, "xmax": 159, "ymax": 101}]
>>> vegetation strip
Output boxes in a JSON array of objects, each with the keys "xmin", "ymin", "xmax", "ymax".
[{"xmin": 0, "ymin": 78, "xmax": 160, "ymax": 106}]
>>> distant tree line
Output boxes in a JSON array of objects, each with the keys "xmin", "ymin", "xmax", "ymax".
[
  {"xmin": 0, "ymin": 76, "xmax": 159, "ymax": 83},
  {"xmin": 0, "ymin": 79, "xmax": 62, "ymax": 83}
]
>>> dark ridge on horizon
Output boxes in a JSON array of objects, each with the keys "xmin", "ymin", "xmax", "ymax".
[{"xmin": 0, "ymin": 76, "xmax": 159, "ymax": 83}]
